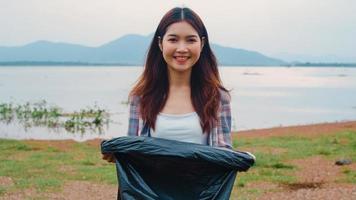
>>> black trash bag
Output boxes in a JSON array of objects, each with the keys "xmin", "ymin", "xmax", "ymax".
[{"xmin": 101, "ymin": 136, "xmax": 255, "ymax": 200}]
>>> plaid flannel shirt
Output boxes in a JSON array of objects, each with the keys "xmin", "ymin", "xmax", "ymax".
[{"xmin": 127, "ymin": 89, "xmax": 233, "ymax": 149}]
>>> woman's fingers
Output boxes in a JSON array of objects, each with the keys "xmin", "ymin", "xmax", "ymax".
[
  {"xmin": 102, "ymin": 153, "xmax": 116, "ymax": 163},
  {"xmin": 102, "ymin": 153, "xmax": 110, "ymax": 160},
  {"xmin": 109, "ymin": 154, "xmax": 116, "ymax": 163}
]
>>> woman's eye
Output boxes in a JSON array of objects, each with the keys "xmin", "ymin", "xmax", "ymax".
[
  {"xmin": 167, "ymin": 38, "xmax": 197, "ymax": 43},
  {"xmin": 168, "ymin": 38, "xmax": 177, "ymax": 42},
  {"xmin": 187, "ymin": 39, "xmax": 197, "ymax": 43}
]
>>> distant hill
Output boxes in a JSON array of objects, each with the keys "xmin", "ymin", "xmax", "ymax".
[{"xmin": 0, "ymin": 34, "xmax": 286, "ymax": 66}]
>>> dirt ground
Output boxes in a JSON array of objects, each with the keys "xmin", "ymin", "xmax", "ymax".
[
  {"xmin": 1, "ymin": 121, "xmax": 355, "ymax": 199},
  {"xmin": 0, "ymin": 179, "xmax": 117, "ymax": 200},
  {"xmin": 235, "ymin": 121, "xmax": 356, "ymax": 200},
  {"xmin": 234, "ymin": 120, "xmax": 356, "ymax": 139},
  {"xmin": 255, "ymin": 156, "xmax": 356, "ymax": 200}
]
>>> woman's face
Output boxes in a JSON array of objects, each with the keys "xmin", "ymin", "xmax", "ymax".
[{"xmin": 159, "ymin": 21, "xmax": 204, "ymax": 74}]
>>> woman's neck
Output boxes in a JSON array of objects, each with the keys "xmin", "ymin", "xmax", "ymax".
[{"xmin": 167, "ymin": 69, "xmax": 191, "ymax": 88}]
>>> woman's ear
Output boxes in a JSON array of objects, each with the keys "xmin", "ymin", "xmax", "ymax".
[
  {"xmin": 158, "ymin": 36, "xmax": 163, "ymax": 51},
  {"xmin": 201, "ymin": 37, "xmax": 205, "ymax": 50}
]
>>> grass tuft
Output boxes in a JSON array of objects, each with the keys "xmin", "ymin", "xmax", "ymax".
[
  {"xmin": 0, "ymin": 186, "xmax": 6, "ymax": 196},
  {"xmin": 269, "ymin": 162, "xmax": 295, "ymax": 169}
]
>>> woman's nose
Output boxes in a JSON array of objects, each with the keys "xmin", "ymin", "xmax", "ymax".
[{"xmin": 176, "ymin": 42, "xmax": 188, "ymax": 52}]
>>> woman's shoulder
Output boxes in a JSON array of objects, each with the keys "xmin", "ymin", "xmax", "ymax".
[{"xmin": 218, "ymin": 88, "xmax": 231, "ymax": 105}]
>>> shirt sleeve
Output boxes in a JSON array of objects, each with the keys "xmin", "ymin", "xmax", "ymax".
[
  {"xmin": 217, "ymin": 91, "xmax": 233, "ymax": 149},
  {"xmin": 127, "ymin": 96, "xmax": 140, "ymax": 136}
]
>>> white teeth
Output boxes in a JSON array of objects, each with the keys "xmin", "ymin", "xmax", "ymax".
[
  {"xmin": 175, "ymin": 56, "xmax": 189, "ymax": 61},
  {"xmin": 176, "ymin": 56, "xmax": 188, "ymax": 61}
]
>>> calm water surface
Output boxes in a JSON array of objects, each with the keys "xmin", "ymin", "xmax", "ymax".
[{"xmin": 1, "ymin": 66, "xmax": 355, "ymax": 141}]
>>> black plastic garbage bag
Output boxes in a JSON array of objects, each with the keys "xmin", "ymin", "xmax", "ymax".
[{"xmin": 101, "ymin": 136, "xmax": 255, "ymax": 200}]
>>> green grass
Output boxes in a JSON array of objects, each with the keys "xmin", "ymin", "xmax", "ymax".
[
  {"xmin": 0, "ymin": 130, "xmax": 355, "ymax": 199},
  {"xmin": 231, "ymin": 130, "xmax": 356, "ymax": 199},
  {"xmin": 0, "ymin": 139, "xmax": 117, "ymax": 197}
]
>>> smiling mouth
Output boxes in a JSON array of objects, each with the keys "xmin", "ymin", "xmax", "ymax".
[{"xmin": 174, "ymin": 56, "xmax": 190, "ymax": 62}]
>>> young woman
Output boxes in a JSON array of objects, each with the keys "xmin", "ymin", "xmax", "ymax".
[{"xmin": 103, "ymin": 7, "xmax": 232, "ymax": 163}]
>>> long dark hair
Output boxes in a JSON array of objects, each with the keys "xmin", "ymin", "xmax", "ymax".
[{"xmin": 130, "ymin": 7, "xmax": 229, "ymax": 133}]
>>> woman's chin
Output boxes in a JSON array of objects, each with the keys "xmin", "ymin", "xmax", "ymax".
[
  {"xmin": 167, "ymin": 63, "xmax": 193, "ymax": 73},
  {"xmin": 171, "ymin": 66, "xmax": 192, "ymax": 73}
]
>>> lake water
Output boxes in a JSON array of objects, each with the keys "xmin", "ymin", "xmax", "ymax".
[{"xmin": 1, "ymin": 66, "xmax": 356, "ymax": 141}]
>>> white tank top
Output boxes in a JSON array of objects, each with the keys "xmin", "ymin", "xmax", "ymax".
[{"xmin": 150, "ymin": 112, "xmax": 208, "ymax": 145}]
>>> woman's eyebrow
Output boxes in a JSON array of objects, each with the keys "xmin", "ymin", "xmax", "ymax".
[
  {"xmin": 166, "ymin": 34, "xmax": 199, "ymax": 38},
  {"xmin": 186, "ymin": 35, "xmax": 198, "ymax": 38}
]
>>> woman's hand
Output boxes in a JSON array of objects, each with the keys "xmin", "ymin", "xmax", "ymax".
[{"xmin": 102, "ymin": 153, "xmax": 116, "ymax": 163}]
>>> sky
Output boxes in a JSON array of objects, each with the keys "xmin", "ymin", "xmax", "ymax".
[{"xmin": 1, "ymin": 0, "xmax": 355, "ymax": 62}]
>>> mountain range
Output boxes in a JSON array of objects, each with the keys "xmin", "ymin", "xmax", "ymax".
[{"xmin": 0, "ymin": 34, "xmax": 287, "ymax": 66}]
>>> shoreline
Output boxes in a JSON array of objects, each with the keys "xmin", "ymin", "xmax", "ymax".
[
  {"xmin": 233, "ymin": 120, "xmax": 356, "ymax": 139},
  {"xmin": 2, "ymin": 120, "xmax": 355, "ymax": 143}
]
